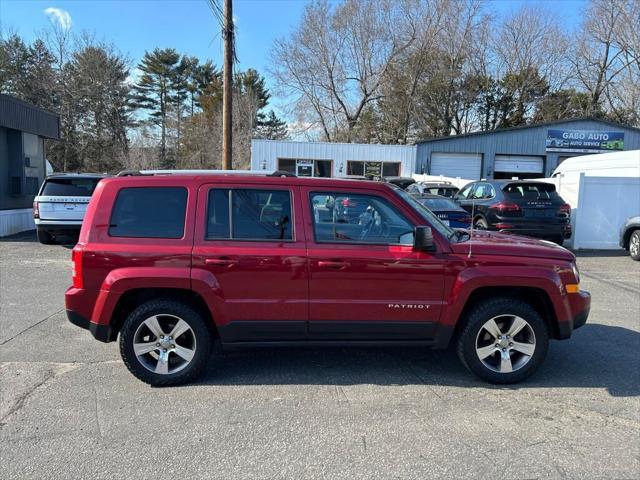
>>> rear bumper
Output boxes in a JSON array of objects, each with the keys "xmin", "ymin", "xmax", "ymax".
[
  {"xmin": 35, "ymin": 219, "xmax": 82, "ymax": 230},
  {"xmin": 557, "ymin": 290, "xmax": 591, "ymax": 339},
  {"xmin": 67, "ymin": 310, "xmax": 113, "ymax": 343},
  {"xmin": 495, "ymin": 224, "xmax": 571, "ymax": 239}
]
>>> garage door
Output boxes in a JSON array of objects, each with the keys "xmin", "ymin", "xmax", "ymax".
[
  {"xmin": 430, "ymin": 153, "xmax": 482, "ymax": 180},
  {"xmin": 494, "ymin": 155, "xmax": 544, "ymax": 174}
]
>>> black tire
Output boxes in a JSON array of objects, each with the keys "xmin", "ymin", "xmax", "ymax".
[
  {"xmin": 37, "ymin": 228, "xmax": 54, "ymax": 245},
  {"xmin": 456, "ymin": 297, "xmax": 549, "ymax": 384},
  {"xmin": 474, "ymin": 217, "xmax": 488, "ymax": 230},
  {"xmin": 119, "ymin": 299, "xmax": 212, "ymax": 386},
  {"xmin": 629, "ymin": 230, "xmax": 640, "ymax": 261}
]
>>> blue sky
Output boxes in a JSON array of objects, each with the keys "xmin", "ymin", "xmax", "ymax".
[{"xmin": 1, "ymin": 0, "xmax": 585, "ymax": 110}]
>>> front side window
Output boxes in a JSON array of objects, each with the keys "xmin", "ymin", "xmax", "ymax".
[
  {"xmin": 457, "ymin": 183, "xmax": 474, "ymax": 199},
  {"xmin": 109, "ymin": 187, "xmax": 187, "ymax": 238},
  {"xmin": 206, "ymin": 188, "xmax": 293, "ymax": 241},
  {"xmin": 311, "ymin": 192, "xmax": 414, "ymax": 245}
]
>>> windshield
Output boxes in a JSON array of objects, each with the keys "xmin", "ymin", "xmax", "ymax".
[
  {"xmin": 417, "ymin": 197, "xmax": 460, "ymax": 211},
  {"xmin": 394, "ymin": 188, "xmax": 456, "ymax": 239}
]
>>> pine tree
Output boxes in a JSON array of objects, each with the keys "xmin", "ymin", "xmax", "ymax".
[
  {"xmin": 255, "ymin": 110, "xmax": 288, "ymax": 140},
  {"xmin": 131, "ymin": 48, "xmax": 182, "ymax": 167}
]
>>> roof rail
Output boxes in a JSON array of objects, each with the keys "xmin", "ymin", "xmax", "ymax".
[{"xmin": 114, "ymin": 169, "xmax": 298, "ymax": 177}]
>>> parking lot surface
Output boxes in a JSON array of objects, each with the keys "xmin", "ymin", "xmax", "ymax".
[{"xmin": 1, "ymin": 231, "xmax": 639, "ymax": 479}]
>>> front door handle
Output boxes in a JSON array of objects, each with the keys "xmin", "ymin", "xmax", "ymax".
[
  {"xmin": 205, "ymin": 258, "xmax": 238, "ymax": 267},
  {"xmin": 317, "ymin": 260, "xmax": 350, "ymax": 269}
]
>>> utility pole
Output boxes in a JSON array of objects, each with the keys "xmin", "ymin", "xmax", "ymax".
[{"xmin": 222, "ymin": 0, "xmax": 233, "ymax": 170}]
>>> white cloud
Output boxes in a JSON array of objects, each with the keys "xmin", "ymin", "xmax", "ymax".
[{"xmin": 44, "ymin": 7, "xmax": 72, "ymax": 30}]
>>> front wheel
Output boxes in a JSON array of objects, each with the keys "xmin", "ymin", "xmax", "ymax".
[
  {"xmin": 456, "ymin": 298, "xmax": 549, "ymax": 384},
  {"xmin": 119, "ymin": 300, "xmax": 212, "ymax": 386},
  {"xmin": 629, "ymin": 230, "xmax": 640, "ymax": 261}
]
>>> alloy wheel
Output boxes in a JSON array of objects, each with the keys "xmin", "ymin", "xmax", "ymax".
[
  {"xmin": 631, "ymin": 234, "xmax": 639, "ymax": 257},
  {"xmin": 475, "ymin": 314, "xmax": 536, "ymax": 374},
  {"xmin": 133, "ymin": 314, "xmax": 197, "ymax": 375}
]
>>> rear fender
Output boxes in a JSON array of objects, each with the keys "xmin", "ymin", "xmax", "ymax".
[{"xmin": 91, "ymin": 267, "xmax": 190, "ymax": 325}]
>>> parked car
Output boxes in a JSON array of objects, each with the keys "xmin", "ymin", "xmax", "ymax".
[
  {"xmin": 383, "ymin": 176, "xmax": 416, "ymax": 189},
  {"xmin": 453, "ymin": 180, "xmax": 571, "ymax": 244},
  {"xmin": 34, "ymin": 173, "xmax": 107, "ymax": 244},
  {"xmin": 66, "ymin": 173, "xmax": 589, "ymax": 386},
  {"xmin": 413, "ymin": 194, "xmax": 471, "ymax": 228},
  {"xmin": 620, "ymin": 216, "xmax": 640, "ymax": 261},
  {"xmin": 406, "ymin": 181, "xmax": 460, "ymax": 198}
]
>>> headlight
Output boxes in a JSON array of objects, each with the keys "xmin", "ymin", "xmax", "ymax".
[{"xmin": 572, "ymin": 262, "xmax": 580, "ymax": 283}]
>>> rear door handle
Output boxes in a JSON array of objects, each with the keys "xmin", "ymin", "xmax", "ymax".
[
  {"xmin": 205, "ymin": 258, "xmax": 238, "ymax": 267},
  {"xmin": 317, "ymin": 260, "xmax": 350, "ymax": 269}
]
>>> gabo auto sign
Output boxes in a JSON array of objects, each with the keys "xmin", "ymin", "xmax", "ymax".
[{"xmin": 546, "ymin": 129, "xmax": 624, "ymax": 153}]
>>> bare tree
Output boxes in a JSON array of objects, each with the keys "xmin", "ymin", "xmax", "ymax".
[
  {"xmin": 572, "ymin": 0, "xmax": 638, "ymax": 115},
  {"xmin": 270, "ymin": 0, "xmax": 418, "ymax": 142}
]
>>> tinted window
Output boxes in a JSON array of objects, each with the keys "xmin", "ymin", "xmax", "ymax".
[
  {"xmin": 42, "ymin": 178, "xmax": 101, "ymax": 196},
  {"xmin": 109, "ymin": 187, "xmax": 187, "ymax": 238},
  {"xmin": 206, "ymin": 190, "xmax": 231, "ymax": 239},
  {"xmin": 206, "ymin": 188, "xmax": 292, "ymax": 241},
  {"xmin": 311, "ymin": 192, "xmax": 414, "ymax": 245}
]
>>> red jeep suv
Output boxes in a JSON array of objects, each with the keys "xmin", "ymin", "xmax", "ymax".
[{"xmin": 66, "ymin": 173, "xmax": 590, "ymax": 386}]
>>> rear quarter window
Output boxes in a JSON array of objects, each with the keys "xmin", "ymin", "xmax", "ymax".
[
  {"xmin": 41, "ymin": 178, "xmax": 101, "ymax": 196},
  {"xmin": 109, "ymin": 187, "xmax": 188, "ymax": 239}
]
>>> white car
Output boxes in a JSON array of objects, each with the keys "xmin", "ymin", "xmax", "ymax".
[{"xmin": 33, "ymin": 173, "xmax": 106, "ymax": 244}]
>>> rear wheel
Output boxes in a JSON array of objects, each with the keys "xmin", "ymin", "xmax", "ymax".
[
  {"xmin": 630, "ymin": 230, "xmax": 640, "ymax": 261},
  {"xmin": 37, "ymin": 228, "xmax": 54, "ymax": 245},
  {"xmin": 119, "ymin": 299, "xmax": 212, "ymax": 386},
  {"xmin": 474, "ymin": 217, "xmax": 488, "ymax": 230},
  {"xmin": 456, "ymin": 298, "xmax": 549, "ymax": 384}
]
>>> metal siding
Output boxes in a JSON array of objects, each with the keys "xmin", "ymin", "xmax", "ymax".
[
  {"xmin": 416, "ymin": 120, "xmax": 640, "ymax": 178},
  {"xmin": 0, "ymin": 95, "xmax": 59, "ymax": 139},
  {"xmin": 251, "ymin": 139, "xmax": 416, "ymax": 177}
]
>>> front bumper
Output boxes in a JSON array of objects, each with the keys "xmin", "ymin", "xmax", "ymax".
[
  {"xmin": 67, "ymin": 310, "xmax": 114, "ymax": 342},
  {"xmin": 557, "ymin": 290, "xmax": 591, "ymax": 339}
]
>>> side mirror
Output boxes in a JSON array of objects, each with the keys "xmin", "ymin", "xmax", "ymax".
[{"xmin": 414, "ymin": 226, "xmax": 436, "ymax": 252}]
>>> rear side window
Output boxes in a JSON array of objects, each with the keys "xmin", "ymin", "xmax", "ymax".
[
  {"xmin": 206, "ymin": 188, "xmax": 293, "ymax": 241},
  {"xmin": 109, "ymin": 187, "xmax": 187, "ymax": 238},
  {"xmin": 503, "ymin": 183, "xmax": 559, "ymax": 200},
  {"xmin": 41, "ymin": 178, "xmax": 101, "ymax": 196}
]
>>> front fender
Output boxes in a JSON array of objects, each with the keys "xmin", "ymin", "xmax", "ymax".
[
  {"xmin": 91, "ymin": 267, "xmax": 191, "ymax": 325},
  {"xmin": 441, "ymin": 265, "xmax": 569, "ymax": 329}
]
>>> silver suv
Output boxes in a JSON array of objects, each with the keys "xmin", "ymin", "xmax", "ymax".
[{"xmin": 34, "ymin": 173, "xmax": 106, "ymax": 244}]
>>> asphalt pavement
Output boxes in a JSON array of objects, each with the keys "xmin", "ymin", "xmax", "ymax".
[{"xmin": 1, "ymin": 231, "xmax": 639, "ymax": 479}]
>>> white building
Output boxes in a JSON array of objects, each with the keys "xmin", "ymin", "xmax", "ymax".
[{"xmin": 251, "ymin": 139, "xmax": 416, "ymax": 178}]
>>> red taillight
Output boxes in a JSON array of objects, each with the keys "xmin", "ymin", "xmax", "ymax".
[
  {"xmin": 71, "ymin": 246, "xmax": 84, "ymax": 289},
  {"xmin": 490, "ymin": 202, "xmax": 521, "ymax": 213},
  {"xmin": 559, "ymin": 204, "xmax": 571, "ymax": 216},
  {"xmin": 33, "ymin": 201, "xmax": 39, "ymax": 219},
  {"xmin": 341, "ymin": 198, "xmax": 356, "ymax": 207}
]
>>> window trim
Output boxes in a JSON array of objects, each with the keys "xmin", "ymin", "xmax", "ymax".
[
  {"xmin": 309, "ymin": 191, "xmax": 415, "ymax": 247},
  {"xmin": 204, "ymin": 187, "xmax": 296, "ymax": 243},
  {"xmin": 108, "ymin": 186, "xmax": 188, "ymax": 239}
]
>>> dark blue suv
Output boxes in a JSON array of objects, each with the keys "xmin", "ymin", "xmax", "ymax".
[{"xmin": 454, "ymin": 180, "xmax": 571, "ymax": 244}]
